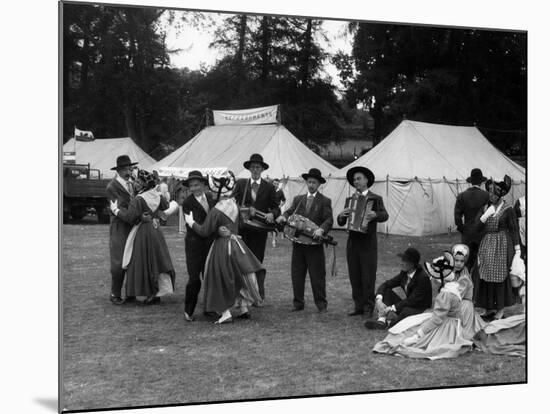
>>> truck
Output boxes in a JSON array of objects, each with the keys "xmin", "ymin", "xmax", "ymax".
[{"xmin": 63, "ymin": 163, "xmax": 111, "ymax": 223}]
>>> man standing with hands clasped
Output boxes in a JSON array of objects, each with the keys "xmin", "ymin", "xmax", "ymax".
[
  {"xmin": 276, "ymin": 168, "xmax": 333, "ymax": 313},
  {"xmin": 337, "ymin": 166, "xmax": 388, "ymax": 318}
]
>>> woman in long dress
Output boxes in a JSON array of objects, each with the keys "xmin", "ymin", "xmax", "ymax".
[
  {"xmin": 110, "ymin": 169, "xmax": 178, "ymax": 305},
  {"xmin": 373, "ymin": 252, "xmax": 473, "ymax": 360},
  {"xmin": 451, "ymin": 244, "xmax": 486, "ymax": 340},
  {"xmin": 183, "ymin": 175, "xmax": 264, "ymax": 324},
  {"xmin": 475, "ymin": 175, "xmax": 521, "ymax": 319}
]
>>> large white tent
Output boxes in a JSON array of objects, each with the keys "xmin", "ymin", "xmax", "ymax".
[
  {"xmin": 323, "ymin": 120, "xmax": 526, "ymax": 236},
  {"xmin": 151, "ymin": 123, "xmax": 338, "ymax": 208},
  {"xmin": 63, "ymin": 137, "xmax": 156, "ymax": 179}
]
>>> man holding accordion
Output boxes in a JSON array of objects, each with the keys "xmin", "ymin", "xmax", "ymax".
[
  {"xmin": 337, "ymin": 166, "xmax": 389, "ymax": 318},
  {"xmin": 277, "ymin": 168, "xmax": 333, "ymax": 313}
]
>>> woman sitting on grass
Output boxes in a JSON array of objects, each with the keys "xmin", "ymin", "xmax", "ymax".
[{"xmin": 373, "ymin": 250, "xmax": 475, "ymax": 360}]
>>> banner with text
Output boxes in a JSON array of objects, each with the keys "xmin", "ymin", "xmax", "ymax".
[{"xmin": 213, "ymin": 105, "xmax": 278, "ymax": 126}]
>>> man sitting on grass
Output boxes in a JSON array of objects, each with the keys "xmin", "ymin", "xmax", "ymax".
[{"xmin": 365, "ymin": 247, "xmax": 432, "ymax": 330}]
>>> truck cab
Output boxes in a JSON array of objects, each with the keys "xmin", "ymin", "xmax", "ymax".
[{"xmin": 63, "ymin": 163, "xmax": 111, "ymax": 223}]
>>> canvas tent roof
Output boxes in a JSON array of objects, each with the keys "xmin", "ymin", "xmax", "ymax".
[
  {"xmin": 151, "ymin": 124, "xmax": 338, "ymax": 180},
  {"xmin": 63, "ymin": 137, "xmax": 156, "ymax": 179},
  {"xmin": 335, "ymin": 120, "xmax": 525, "ymax": 181}
]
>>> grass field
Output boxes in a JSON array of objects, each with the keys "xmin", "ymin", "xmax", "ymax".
[{"xmin": 62, "ymin": 221, "xmax": 526, "ymax": 411}]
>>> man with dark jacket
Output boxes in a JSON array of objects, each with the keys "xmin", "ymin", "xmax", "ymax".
[
  {"xmin": 337, "ymin": 166, "xmax": 389, "ymax": 318},
  {"xmin": 365, "ymin": 247, "xmax": 432, "ymax": 329},
  {"xmin": 232, "ymin": 154, "xmax": 280, "ymax": 300},
  {"xmin": 454, "ymin": 168, "xmax": 490, "ymax": 270},
  {"xmin": 105, "ymin": 155, "xmax": 139, "ymax": 305},
  {"xmin": 181, "ymin": 171, "xmax": 217, "ymax": 321},
  {"xmin": 277, "ymin": 168, "xmax": 333, "ymax": 312}
]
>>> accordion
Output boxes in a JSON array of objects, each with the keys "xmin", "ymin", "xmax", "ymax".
[{"xmin": 344, "ymin": 193, "xmax": 376, "ymax": 233}]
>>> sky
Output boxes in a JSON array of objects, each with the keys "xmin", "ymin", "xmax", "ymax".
[{"xmin": 162, "ymin": 11, "xmax": 354, "ymax": 93}]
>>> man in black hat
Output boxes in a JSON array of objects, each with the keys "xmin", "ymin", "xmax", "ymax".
[
  {"xmin": 276, "ymin": 168, "xmax": 333, "ymax": 312},
  {"xmin": 181, "ymin": 170, "xmax": 217, "ymax": 321},
  {"xmin": 105, "ymin": 155, "xmax": 139, "ymax": 305},
  {"xmin": 365, "ymin": 247, "xmax": 432, "ymax": 329},
  {"xmin": 232, "ymin": 154, "xmax": 280, "ymax": 300},
  {"xmin": 454, "ymin": 168, "xmax": 490, "ymax": 270},
  {"xmin": 337, "ymin": 166, "xmax": 388, "ymax": 318}
]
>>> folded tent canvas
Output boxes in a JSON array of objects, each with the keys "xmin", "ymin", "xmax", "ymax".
[
  {"xmin": 63, "ymin": 137, "xmax": 156, "ymax": 180},
  {"xmin": 323, "ymin": 120, "xmax": 525, "ymax": 236}
]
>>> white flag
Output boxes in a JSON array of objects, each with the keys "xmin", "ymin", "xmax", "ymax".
[{"xmin": 75, "ymin": 127, "xmax": 95, "ymax": 141}]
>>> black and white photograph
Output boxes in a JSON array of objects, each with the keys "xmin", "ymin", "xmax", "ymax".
[{"xmin": 55, "ymin": 0, "xmax": 533, "ymax": 412}]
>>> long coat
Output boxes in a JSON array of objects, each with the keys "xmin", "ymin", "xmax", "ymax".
[
  {"xmin": 454, "ymin": 187, "xmax": 490, "ymax": 245},
  {"xmin": 106, "ymin": 178, "xmax": 136, "ymax": 275}
]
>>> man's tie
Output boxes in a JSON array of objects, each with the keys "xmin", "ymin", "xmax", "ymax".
[
  {"xmin": 199, "ymin": 195, "xmax": 209, "ymax": 213},
  {"xmin": 251, "ymin": 181, "xmax": 259, "ymax": 202},
  {"xmin": 305, "ymin": 194, "xmax": 314, "ymax": 215},
  {"xmin": 127, "ymin": 181, "xmax": 134, "ymax": 199}
]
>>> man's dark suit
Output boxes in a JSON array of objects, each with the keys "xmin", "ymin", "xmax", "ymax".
[
  {"xmin": 106, "ymin": 178, "xmax": 136, "ymax": 298},
  {"xmin": 182, "ymin": 192, "xmax": 216, "ymax": 316},
  {"xmin": 376, "ymin": 266, "xmax": 432, "ymax": 326},
  {"xmin": 454, "ymin": 186, "xmax": 490, "ymax": 269},
  {"xmin": 337, "ymin": 191, "xmax": 388, "ymax": 314},
  {"xmin": 232, "ymin": 178, "xmax": 280, "ymax": 299},
  {"xmin": 283, "ymin": 192, "xmax": 333, "ymax": 310}
]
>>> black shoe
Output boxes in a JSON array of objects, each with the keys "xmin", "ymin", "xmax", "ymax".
[
  {"xmin": 110, "ymin": 295, "xmax": 124, "ymax": 305},
  {"xmin": 140, "ymin": 296, "xmax": 161, "ymax": 306},
  {"xmin": 237, "ymin": 312, "xmax": 251, "ymax": 319},
  {"xmin": 364, "ymin": 319, "xmax": 387, "ymax": 330},
  {"xmin": 291, "ymin": 307, "xmax": 305, "ymax": 312},
  {"xmin": 348, "ymin": 309, "xmax": 364, "ymax": 316}
]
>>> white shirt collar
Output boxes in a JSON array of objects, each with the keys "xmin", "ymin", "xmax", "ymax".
[
  {"xmin": 407, "ymin": 269, "xmax": 417, "ymax": 279},
  {"xmin": 194, "ymin": 193, "xmax": 206, "ymax": 202},
  {"xmin": 307, "ymin": 191, "xmax": 318, "ymax": 198},
  {"xmin": 359, "ymin": 188, "xmax": 369, "ymax": 197},
  {"xmin": 251, "ymin": 178, "xmax": 262, "ymax": 186}
]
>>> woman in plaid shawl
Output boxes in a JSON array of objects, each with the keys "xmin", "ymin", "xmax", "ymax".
[{"xmin": 474, "ymin": 175, "xmax": 521, "ymax": 319}]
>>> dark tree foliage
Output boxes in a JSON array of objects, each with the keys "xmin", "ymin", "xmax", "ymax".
[{"xmin": 334, "ymin": 23, "xmax": 526, "ymax": 151}]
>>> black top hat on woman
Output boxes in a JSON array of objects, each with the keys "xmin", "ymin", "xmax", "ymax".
[
  {"xmin": 111, "ymin": 155, "xmax": 138, "ymax": 171},
  {"xmin": 182, "ymin": 170, "xmax": 208, "ymax": 187},
  {"xmin": 243, "ymin": 153, "xmax": 269, "ymax": 170},
  {"xmin": 135, "ymin": 169, "xmax": 157, "ymax": 194},
  {"xmin": 485, "ymin": 175, "xmax": 512, "ymax": 198},
  {"xmin": 346, "ymin": 166, "xmax": 375, "ymax": 188},
  {"xmin": 302, "ymin": 168, "xmax": 326, "ymax": 184},
  {"xmin": 466, "ymin": 168, "xmax": 487, "ymax": 185}
]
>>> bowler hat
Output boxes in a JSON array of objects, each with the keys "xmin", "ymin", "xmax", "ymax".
[
  {"xmin": 243, "ymin": 153, "xmax": 269, "ymax": 170},
  {"xmin": 466, "ymin": 168, "xmax": 487, "ymax": 185},
  {"xmin": 301, "ymin": 168, "xmax": 326, "ymax": 184},
  {"xmin": 346, "ymin": 166, "xmax": 375, "ymax": 188},
  {"xmin": 111, "ymin": 155, "xmax": 138, "ymax": 171},
  {"xmin": 397, "ymin": 247, "xmax": 421, "ymax": 265},
  {"xmin": 182, "ymin": 170, "xmax": 208, "ymax": 187}
]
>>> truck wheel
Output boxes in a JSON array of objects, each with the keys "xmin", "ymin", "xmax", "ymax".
[{"xmin": 71, "ymin": 208, "xmax": 86, "ymax": 220}]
